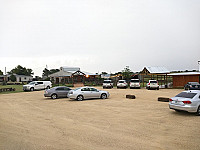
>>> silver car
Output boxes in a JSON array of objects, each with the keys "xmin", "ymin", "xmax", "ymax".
[
  {"xmin": 68, "ymin": 87, "xmax": 110, "ymax": 101},
  {"xmin": 44, "ymin": 86, "xmax": 72, "ymax": 99},
  {"xmin": 169, "ymin": 90, "xmax": 200, "ymax": 115}
]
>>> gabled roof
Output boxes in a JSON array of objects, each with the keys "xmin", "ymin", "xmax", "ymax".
[
  {"xmin": 49, "ymin": 67, "xmax": 96, "ymax": 77},
  {"xmin": 141, "ymin": 66, "xmax": 170, "ymax": 74}
]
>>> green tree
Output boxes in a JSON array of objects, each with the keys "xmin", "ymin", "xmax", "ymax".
[
  {"xmin": 42, "ymin": 68, "xmax": 59, "ymax": 77},
  {"xmin": 10, "ymin": 74, "xmax": 16, "ymax": 82},
  {"xmin": 0, "ymin": 70, "xmax": 3, "ymax": 75},
  {"xmin": 8, "ymin": 65, "xmax": 34, "ymax": 76},
  {"xmin": 49, "ymin": 69, "xmax": 59, "ymax": 74},
  {"xmin": 122, "ymin": 66, "xmax": 132, "ymax": 80},
  {"xmin": 42, "ymin": 68, "xmax": 50, "ymax": 77}
]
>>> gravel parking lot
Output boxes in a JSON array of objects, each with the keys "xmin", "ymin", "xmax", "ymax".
[{"xmin": 0, "ymin": 87, "xmax": 200, "ymax": 150}]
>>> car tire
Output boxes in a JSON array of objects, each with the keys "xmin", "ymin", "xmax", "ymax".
[
  {"xmin": 51, "ymin": 94, "xmax": 57, "ymax": 99},
  {"xmin": 46, "ymin": 86, "xmax": 50, "ymax": 89},
  {"xmin": 77, "ymin": 95, "xmax": 84, "ymax": 101},
  {"xmin": 157, "ymin": 87, "xmax": 159, "ymax": 90},
  {"xmin": 30, "ymin": 87, "xmax": 34, "ymax": 91},
  {"xmin": 101, "ymin": 93, "xmax": 107, "ymax": 99},
  {"xmin": 196, "ymin": 106, "xmax": 200, "ymax": 116}
]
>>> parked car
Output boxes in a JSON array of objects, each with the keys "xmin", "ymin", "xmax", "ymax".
[
  {"xmin": 189, "ymin": 84, "xmax": 200, "ymax": 90},
  {"xmin": 169, "ymin": 90, "xmax": 200, "ymax": 115},
  {"xmin": 68, "ymin": 87, "xmax": 110, "ymax": 101},
  {"xmin": 146, "ymin": 80, "xmax": 159, "ymax": 90},
  {"xmin": 184, "ymin": 82, "xmax": 200, "ymax": 90},
  {"xmin": 44, "ymin": 86, "xmax": 72, "ymax": 99},
  {"xmin": 103, "ymin": 80, "xmax": 113, "ymax": 89},
  {"xmin": 23, "ymin": 81, "xmax": 52, "ymax": 91},
  {"xmin": 117, "ymin": 80, "xmax": 128, "ymax": 89},
  {"xmin": 130, "ymin": 79, "xmax": 140, "ymax": 89}
]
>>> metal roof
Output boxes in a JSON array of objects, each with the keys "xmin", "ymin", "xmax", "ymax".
[
  {"xmin": 145, "ymin": 66, "xmax": 170, "ymax": 74},
  {"xmin": 170, "ymin": 72, "xmax": 200, "ymax": 76}
]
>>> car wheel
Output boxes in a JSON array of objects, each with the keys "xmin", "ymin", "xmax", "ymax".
[
  {"xmin": 101, "ymin": 93, "xmax": 107, "ymax": 99},
  {"xmin": 30, "ymin": 87, "xmax": 34, "ymax": 91},
  {"xmin": 196, "ymin": 106, "xmax": 200, "ymax": 116},
  {"xmin": 157, "ymin": 87, "xmax": 159, "ymax": 90},
  {"xmin": 46, "ymin": 86, "xmax": 50, "ymax": 89},
  {"xmin": 77, "ymin": 95, "xmax": 84, "ymax": 101},
  {"xmin": 51, "ymin": 94, "xmax": 57, "ymax": 99}
]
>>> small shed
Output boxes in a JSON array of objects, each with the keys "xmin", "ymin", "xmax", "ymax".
[
  {"xmin": 140, "ymin": 66, "xmax": 171, "ymax": 87},
  {"xmin": 170, "ymin": 72, "xmax": 200, "ymax": 88}
]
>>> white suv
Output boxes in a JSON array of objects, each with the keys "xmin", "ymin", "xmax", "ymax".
[
  {"xmin": 117, "ymin": 80, "xmax": 128, "ymax": 89},
  {"xmin": 130, "ymin": 79, "xmax": 140, "ymax": 89},
  {"xmin": 23, "ymin": 81, "xmax": 52, "ymax": 91},
  {"xmin": 103, "ymin": 80, "xmax": 113, "ymax": 89},
  {"xmin": 146, "ymin": 80, "xmax": 159, "ymax": 90}
]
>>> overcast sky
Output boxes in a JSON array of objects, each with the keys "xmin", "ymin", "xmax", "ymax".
[{"xmin": 0, "ymin": 0, "xmax": 200, "ymax": 76}]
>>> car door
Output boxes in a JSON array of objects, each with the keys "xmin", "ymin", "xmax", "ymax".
[
  {"xmin": 56, "ymin": 87, "xmax": 67, "ymax": 98},
  {"xmin": 34, "ymin": 82, "xmax": 43, "ymax": 90},
  {"xmin": 81, "ymin": 88, "xmax": 91, "ymax": 99},
  {"xmin": 90, "ymin": 88, "xmax": 101, "ymax": 98}
]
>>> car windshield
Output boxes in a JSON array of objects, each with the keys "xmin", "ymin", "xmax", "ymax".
[
  {"xmin": 131, "ymin": 80, "xmax": 139, "ymax": 83},
  {"xmin": 28, "ymin": 82, "xmax": 35, "ymax": 85},
  {"xmin": 119, "ymin": 81, "xmax": 125, "ymax": 83},
  {"xmin": 104, "ymin": 81, "xmax": 111, "ymax": 83},
  {"xmin": 175, "ymin": 92, "xmax": 197, "ymax": 98},
  {"xmin": 150, "ymin": 81, "xmax": 157, "ymax": 83}
]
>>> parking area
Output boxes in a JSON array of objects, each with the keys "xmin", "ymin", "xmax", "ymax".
[{"xmin": 0, "ymin": 87, "xmax": 200, "ymax": 150}]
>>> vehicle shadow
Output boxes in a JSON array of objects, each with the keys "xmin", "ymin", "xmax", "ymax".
[
  {"xmin": 170, "ymin": 111, "xmax": 197, "ymax": 117},
  {"xmin": 68, "ymin": 98, "xmax": 106, "ymax": 102}
]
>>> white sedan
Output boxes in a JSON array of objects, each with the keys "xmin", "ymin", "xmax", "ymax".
[
  {"xmin": 169, "ymin": 90, "xmax": 200, "ymax": 115},
  {"xmin": 68, "ymin": 87, "xmax": 110, "ymax": 101}
]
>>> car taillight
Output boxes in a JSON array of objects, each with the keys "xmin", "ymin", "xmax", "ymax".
[
  {"xmin": 169, "ymin": 98, "xmax": 173, "ymax": 102},
  {"xmin": 157, "ymin": 81, "xmax": 159, "ymax": 85},
  {"xmin": 182, "ymin": 101, "xmax": 192, "ymax": 104},
  {"xmin": 148, "ymin": 83, "xmax": 150, "ymax": 85}
]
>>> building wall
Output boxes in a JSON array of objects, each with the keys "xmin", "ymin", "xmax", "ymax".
[
  {"xmin": 16, "ymin": 76, "xmax": 33, "ymax": 82},
  {"xmin": 173, "ymin": 75, "xmax": 200, "ymax": 87}
]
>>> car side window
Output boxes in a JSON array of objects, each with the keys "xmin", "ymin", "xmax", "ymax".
[
  {"xmin": 81, "ymin": 88, "xmax": 89, "ymax": 91},
  {"xmin": 90, "ymin": 88, "xmax": 97, "ymax": 91},
  {"xmin": 37, "ymin": 82, "xmax": 43, "ymax": 84},
  {"xmin": 56, "ymin": 87, "xmax": 65, "ymax": 91},
  {"xmin": 64, "ymin": 87, "xmax": 71, "ymax": 91}
]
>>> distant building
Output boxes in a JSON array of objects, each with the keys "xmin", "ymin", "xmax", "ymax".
[
  {"xmin": 7, "ymin": 74, "xmax": 33, "ymax": 82},
  {"xmin": 0, "ymin": 75, "xmax": 8, "ymax": 82},
  {"xmin": 170, "ymin": 72, "xmax": 200, "ymax": 88},
  {"xmin": 49, "ymin": 67, "xmax": 97, "ymax": 84}
]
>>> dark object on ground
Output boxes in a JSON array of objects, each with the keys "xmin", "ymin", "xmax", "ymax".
[
  {"xmin": 0, "ymin": 88, "xmax": 16, "ymax": 92},
  {"xmin": 126, "ymin": 95, "xmax": 136, "ymax": 99},
  {"xmin": 158, "ymin": 97, "xmax": 169, "ymax": 102}
]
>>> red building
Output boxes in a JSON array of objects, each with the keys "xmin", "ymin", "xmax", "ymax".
[{"xmin": 170, "ymin": 72, "xmax": 200, "ymax": 88}]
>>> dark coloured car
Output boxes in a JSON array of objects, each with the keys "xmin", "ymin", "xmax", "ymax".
[
  {"xmin": 44, "ymin": 86, "xmax": 72, "ymax": 99},
  {"xmin": 184, "ymin": 82, "xmax": 199, "ymax": 90},
  {"xmin": 189, "ymin": 84, "xmax": 200, "ymax": 90}
]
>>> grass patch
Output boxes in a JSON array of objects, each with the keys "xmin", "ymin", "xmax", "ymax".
[{"xmin": 0, "ymin": 85, "xmax": 23, "ymax": 94}]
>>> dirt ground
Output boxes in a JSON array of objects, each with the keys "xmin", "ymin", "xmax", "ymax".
[{"xmin": 0, "ymin": 87, "xmax": 200, "ymax": 150}]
